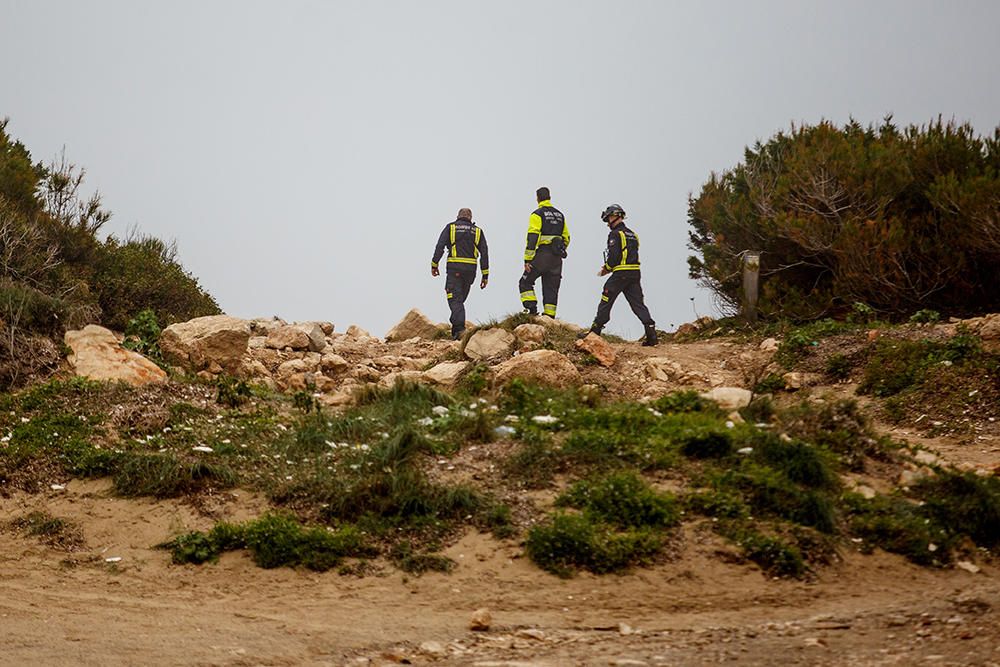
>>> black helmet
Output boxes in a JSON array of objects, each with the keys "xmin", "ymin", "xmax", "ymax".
[{"xmin": 601, "ymin": 204, "xmax": 626, "ymax": 222}]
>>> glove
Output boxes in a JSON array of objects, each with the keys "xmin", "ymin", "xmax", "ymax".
[
  {"xmin": 480, "ymin": 277, "xmax": 488, "ymax": 289},
  {"xmin": 431, "ymin": 265, "xmax": 440, "ymax": 277}
]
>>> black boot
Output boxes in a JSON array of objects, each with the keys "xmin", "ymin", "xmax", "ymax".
[
  {"xmin": 641, "ymin": 324, "xmax": 658, "ymax": 346},
  {"xmin": 451, "ymin": 328, "xmax": 464, "ymax": 341},
  {"xmin": 523, "ymin": 307, "xmax": 538, "ymax": 316},
  {"xmin": 577, "ymin": 326, "xmax": 602, "ymax": 340}
]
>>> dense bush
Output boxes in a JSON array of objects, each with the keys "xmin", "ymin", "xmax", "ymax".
[
  {"xmin": 0, "ymin": 118, "xmax": 219, "ymax": 387},
  {"xmin": 688, "ymin": 118, "xmax": 1000, "ymax": 320}
]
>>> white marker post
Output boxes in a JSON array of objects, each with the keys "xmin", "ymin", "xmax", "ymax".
[{"xmin": 743, "ymin": 251, "xmax": 760, "ymax": 324}]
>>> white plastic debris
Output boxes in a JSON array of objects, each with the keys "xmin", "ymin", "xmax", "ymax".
[
  {"xmin": 192, "ymin": 446, "xmax": 214, "ymax": 453},
  {"xmin": 532, "ymin": 415, "xmax": 559, "ymax": 425},
  {"xmin": 725, "ymin": 420, "xmax": 735, "ymax": 429},
  {"xmin": 416, "ymin": 417, "xmax": 434, "ymax": 426},
  {"xmin": 50, "ymin": 484, "xmax": 66, "ymax": 491},
  {"xmin": 737, "ymin": 447, "xmax": 754, "ymax": 455},
  {"xmin": 104, "ymin": 557, "xmax": 122, "ymax": 563},
  {"xmin": 432, "ymin": 405, "xmax": 450, "ymax": 416},
  {"xmin": 493, "ymin": 425, "xmax": 517, "ymax": 438}
]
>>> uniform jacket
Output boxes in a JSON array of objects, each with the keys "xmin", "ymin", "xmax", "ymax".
[
  {"xmin": 524, "ymin": 200, "xmax": 570, "ymax": 261},
  {"xmin": 603, "ymin": 222, "xmax": 641, "ymax": 272},
  {"xmin": 432, "ymin": 218, "xmax": 489, "ymax": 275}
]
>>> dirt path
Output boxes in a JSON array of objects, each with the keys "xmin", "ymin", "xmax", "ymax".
[{"xmin": 3, "ymin": 481, "xmax": 999, "ymax": 666}]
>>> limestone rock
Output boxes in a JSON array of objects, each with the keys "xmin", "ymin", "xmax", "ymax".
[
  {"xmin": 321, "ymin": 353, "xmax": 350, "ymax": 374},
  {"xmin": 465, "ymin": 328, "xmax": 515, "ymax": 361},
  {"xmin": 759, "ymin": 337, "xmax": 779, "ymax": 352},
  {"xmin": 249, "ymin": 317, "xmax": 286, "ymax": 335},
  {"xmin": 248, "ymin": 336, "xmax": 267, "ymax": 350},
  {"xmin": 378, "ymin": 370, "xmax": 426, "ymax": 389},
  {"xmin": 980, "ymin": 314, "xmax": 1000, "ymax": 353},
  {"xmin": 65, "ymin": 325, "xmax": 167, "ymax": 386},
  {"xmin": 494, "ymin": 349, "xmax": 581, "ymax": 387},
  {"xmin": 533, "ymin": 316, "xmax": 584, "ymax": 333},
  {"xmin": 644, "ymin": 357, "xmax": 684, "ymax": 382},
  {"xmin": 574, "ymin": 332, "xmax": 617, "ymax": 367},
  {"xmin": 469, "ymin": 608, "xmax": 492, "ymax": 631},
  {"xmin": 346, "ymin": 324, "xmax": 371, "ymax": 338},
  {"xmin": 385, "ymin": 309, "xmax": 446, "ymax": 342},
  {"xmin": 266, "ymin": 325, "xmax": 311, "ymax": 351},
  {"xmin": 700, "ymin": 387, "xmax": 753, "ymax": 410},
  {"xmin": 424, "ymin": 361, "xmax": 471, "ymax": 387},
  {"xmin": 159, "ymin": 315, "xmax": 251, "ymax": 373},
  {"xmin": 782, "ymin": 371, "xmax": 822, "ymax": 390},
  {"xmin": 513, "ymin": 323, "xmax": 546, "ymax": 345}
]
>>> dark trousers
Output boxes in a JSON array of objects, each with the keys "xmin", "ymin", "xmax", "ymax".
[
  {"xmin": 592, "ymin": 271, "xmax": 655, "ymax": 330},
  {"xmin": 518, "ymin": 250, "xmax": 563, "ymax": 317},
  {"xmin": 445, "ymin": 267, "xmax": 476, "ymax": 336}
]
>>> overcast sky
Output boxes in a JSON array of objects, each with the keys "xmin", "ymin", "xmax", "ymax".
[{"xmin": 3, "ymin": 1, "xmax": 999, "ymax": 337}]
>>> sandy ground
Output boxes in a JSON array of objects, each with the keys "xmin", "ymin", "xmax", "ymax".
[{"xmin": 4, "ymin": 336, "xmax": 1000, "ymax": 666}]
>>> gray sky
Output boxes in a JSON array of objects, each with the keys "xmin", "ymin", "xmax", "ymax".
[{"xmin": 3, "ymin": 1, "xmax": 999, "ymax": 337}]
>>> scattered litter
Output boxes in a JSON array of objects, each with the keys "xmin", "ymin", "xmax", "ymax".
[
  {"xmin": 432, "ymin": 405, "xmax": 450, "ymax": 416},
  {"xmin": 416, "ymin": 417, "xmax": 434, "ymax": 426},
  {"xmin": 737, "ymin": 447, "xmax": 754, "ymax": 455},
  {"xmin": 104, "ymin": 557, "xmax": 122, "ymax": 563},
  {"xmin": 50, "ymin": 484, "xmax": 66, "ymax": 491},
  {"xmin": 192, "ymin": 446, "xmax": 214, "ymax": 453},
  {"xmin": 725, "ymin": 420, "xmax": 735, "ymax": 429},
  {"xmin": 532, "ymin": 415, "xmax": 559, "ymax": 425},
  {"xmin": 493, "ymin": 425, "xmax": 517, "ymax": 438}
]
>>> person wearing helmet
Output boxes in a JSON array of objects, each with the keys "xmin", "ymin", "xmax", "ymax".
[
  {"xmin": 519, "ymin": 187, "xmax": 570, "ymax": 317},
  {"xmin": 579, "ymin": 204, "xmax": 658, "ymax": 346},
  {"xmin": 432, "ymin": 208, "xmax": 489, "ymax": 340}
]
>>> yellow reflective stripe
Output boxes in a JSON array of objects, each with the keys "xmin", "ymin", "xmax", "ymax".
[
  {"xmin": 520, "ymin": 290, "xmax": 536, "ymax": 301},
  {"xmin": 619, "ymin": 231, "xmax": 628, "ymax": 266},
  {"xmin": 524, "ymin": 250, "xmax": 536, "ymax": 261},
  {"xmin": 612, "ymin": 264, "xmax": 641, "ymax": 271},
  {"xmin": 538, "ymin": 234, "xmax": 560, "ymax": 244},
  {"xmin": 431, "ymin": 261, "xmax": 438, "ymax": 267},
  {"xmin": 543, "ymin": 304, "xmax": 557, "ymax": 316},
  {"xmin": 446, "ymin": 293, "xmax": 454, "ymax": 298},
  {"xmin": 447, "ymin": 257, "xmax": 477, "ymax": 264},
  {"xmin": 601, "ymin": 295, "xmax": 610, "ymax": 302},
  {"xmin": 474, "ymin": 227, "xmax": 481, "ymax": 258},
  {"xmin": 481, "ymin": 269, "xmax": 489, "ymax": 276},
  {"xmin": 562, "ymin": 221, "xmax": 570, "ymax": 248},
  {"xmin": 603, "ymin": 263, "xmax": 613, "ymax": 272}
]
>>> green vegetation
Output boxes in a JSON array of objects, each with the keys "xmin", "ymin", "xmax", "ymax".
[
  {"xmin": 161, "ymin": 513, "xmax": 372, "ymax": 571},
  {"xmin": 859, "ymin": 331, "xmax": 984, "ymax": 397},
  {"xmin": 0, "ymin": 119, "xmax": 218, "ymax": 388},
  {"xmin": 688, "ymin": 118, "xmax": 1000, "ymax": 320}
]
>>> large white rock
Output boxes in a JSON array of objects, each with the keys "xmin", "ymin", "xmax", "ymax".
[
  {"xmin": 423, "ymin": 361, "xmax": 471, "ymax": 386},
  {"xmin": 700, "ymin": 387, "xmax": 753, "ymax": 410},
  {"xmin": 465, "ymin": 328, "xmax": 515, "ymax": 361},
  {"xmin": 385, "ymin": 309, "xmax": 447, "ymax": 342},
  {"xmin": 494, "ymin": 349, "xmax": 581, "ymax": 387},
  {"xmin": 159, "ymin": 315, "xmax": 251, "ymax": 373},
  {"xmin": 65, "ymin": 325, "xmax": 167, "ymax": 386}
]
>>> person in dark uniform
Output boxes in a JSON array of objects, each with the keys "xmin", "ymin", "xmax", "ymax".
[
  {"xmin": 519, "ymin": 187, "xmax": 570, "ymax": 317},
  {"xmin": 431, "ymin": 208, "xmax": 489, "ymax": 340},
  {"xmin": 580, "ymin": 204, "xmax": 658, "ymax": 346}
]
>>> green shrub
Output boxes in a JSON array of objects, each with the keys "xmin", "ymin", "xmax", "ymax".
[
  {"xmin": 824, "ymin": 353, "xmax": 853, "ymax": 380},
  {"xmin": 113, "ymin": 453, "xmax": 237, "ymax": 498},
  {"xmin": 525, "ymin": 512, "xmax": 662, "ymax": 577},
  {"xmin": 753, "ymin": 373, "xmax": 785, "ymax": 395},
  {"xmin": 680, "ymin": 431, "xmax": 733, "ymax": 459},
  {"xmin": 559, "ymin": 472, "xmax": 680, "ymax": 529},
  {"xmin": 910, "ymin": 309, "xmax": 941, "ymax": 324},
  {"xmin": 860, "ymin": 334, "xmax": 983, "ymax": 397},
  {"xmin": 844, "ymin": 493, "xmax": 947, "ymax": 566},
  {"xmin": 216, "ymin": 376, "xmax": 252, "ymax": 408},
  {"xmin": 94, "ymin": 234, "xmax": 220, "ymax": 330},
  {"xmin": 122, "ymin": 308, "xmax": 162, "ymax": 361},
  {"xmin": 737, "ymin": 530, "xmax": 807, "ymax": 578},
  {"xmin": 914, "ymin": 471, "xmax": 1000, "ymax": 548},
  {"xmin": 389, "ymin": 540, "xmax": 455, "ymax": 574},
  {"xmin": 688, "ymin": 118, "xmax": 1000, "ymax": 320}
]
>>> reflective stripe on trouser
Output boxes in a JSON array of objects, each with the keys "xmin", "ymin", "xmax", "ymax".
[
  {"xmin": 445, "ymin": 268, "xmax": 476, "ymax": 336},
  {"xmin": 518, "ymin": 250, "xmax": 562, "ymax": 315},
  {"xmin": 592, "ymin": 271, "xmax": 655, "ymax": 330}
]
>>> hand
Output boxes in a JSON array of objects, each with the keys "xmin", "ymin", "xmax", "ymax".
[
  {"xmin": 431, "ymin": 266, "xmax": 440, "ymax": 277},
  {"xmin": 480, "ymin": 278, "xmax": 488, "ymax": 289},
  {"xmin": 524, "ymin": 262, "xmax": 532, "ymax": 273},
  {"xmin": 598, "ymin": 267, "xmax": 610, "ymax": 276}
]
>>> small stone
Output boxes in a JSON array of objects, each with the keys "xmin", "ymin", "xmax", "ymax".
[
  {"xmin": 516, "ymin": 628, "xmax": 546, "ymax": 641},
  {"xmin": 419, "ymin": 640, "xmax": 446, "ymax": 657},
  {"xmin": 759, "ymin": 337, "xmax": 779, "ymax": 352},
  {"xmin": 469, "ymin": 608, "xmax": 492, "ymax": 631},
  {"xmin": 803, "ymin": 637, "xmax": 827, "ymax": 648},
  {"xmin": 956, "ymin": 561, "xmax": 981, "ymax": 574},
  {"xmin": 50, "ymin": 484, "xmax": 66, "ymax": 491},
  {"xmin": 618, "ymin": 622, "xmax": 635, "ymax": 635}
]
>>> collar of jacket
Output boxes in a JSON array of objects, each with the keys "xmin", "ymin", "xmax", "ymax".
[
  {"xmin": 456, "ymin": 217, "xmax": 472, "ymax": 223},
  {"xmin": 537, "ymin": 199, "xmax": 552, "ymax": 207}
]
